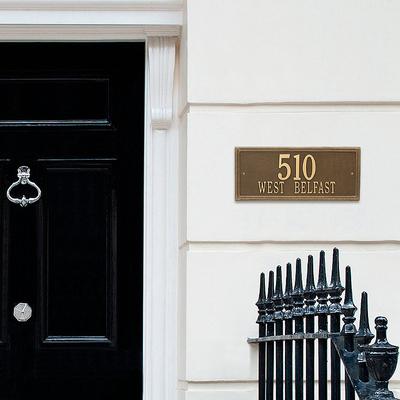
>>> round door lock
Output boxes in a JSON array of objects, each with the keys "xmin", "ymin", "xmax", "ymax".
[{"xmin": 13, "ymin": 303, "xmax": 32, "ymax": 322}]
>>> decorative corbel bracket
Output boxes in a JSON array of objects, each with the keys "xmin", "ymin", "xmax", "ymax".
[{"xmin": 148, "ymin": 36, "xmax": 177, "ymax": 132}]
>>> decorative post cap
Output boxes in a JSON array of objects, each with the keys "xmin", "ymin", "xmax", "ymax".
[
  {"xmin": 355, "ymin": 291, "xmax": 374, "ymax": 345},
  {"xmin": 364, "ymin": 317, "xmax": 399, "ymax": 398},
  {"xmin": 256, "ymin": 272, "xmax": 267, "ymax": 324},
  {"xmin": 283, "ymin": 263, "xmax": 293, "ymax": 320},
  {"xmin": 273, "ymin": 266, "xmax": 284, "ymax": 320},
  {"xmin": 292, "ymin": 258, "xmax": 304, "ymax": 318},
  {"xmin": 304, "ymin": 255, "xmax": 316, "ymax": 316}
]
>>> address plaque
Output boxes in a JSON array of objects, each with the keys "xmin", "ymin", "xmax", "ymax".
[{"xmin": 235, "ymin": 147, "xmax": 360, "ymax": 201}]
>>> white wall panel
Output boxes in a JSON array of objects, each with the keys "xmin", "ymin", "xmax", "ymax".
[
  {"xmin": 185, "ymin": 247, "xmax": 400, "ymax": 381},
  {"xmin": 186, "ymin": 110, "xmax": 400, "ymax": 241},
  {"xmin": 187, "ymin": 0, "xmax": 400, "ymax": 103},
  {"xmin": 185, "ymin": 389, "xmax": 256, "ymax": 400}
]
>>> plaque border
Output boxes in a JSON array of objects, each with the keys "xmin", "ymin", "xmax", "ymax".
[{"xmin": 235, "ymin": 147, "xmax": 361, "ymax": 201}]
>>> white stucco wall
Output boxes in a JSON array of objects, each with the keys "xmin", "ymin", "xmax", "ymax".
[{"xmin": 179, "ymin": 1, "xmax": 400, "ymax": 399}]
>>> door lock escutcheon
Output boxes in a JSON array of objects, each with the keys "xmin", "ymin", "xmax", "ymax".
[{"xmin": 13, "ymin": 303, "xmax": 32, "ymax": 322}]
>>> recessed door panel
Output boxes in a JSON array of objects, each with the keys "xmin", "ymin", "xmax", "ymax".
[{"xmin": 39, "ymin": 162, "xmax": 117, "ymax": 344}]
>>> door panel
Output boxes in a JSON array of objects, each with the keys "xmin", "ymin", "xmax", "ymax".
[
  {"xmin": 39, "ymin": 161, "xmax": 116, "ymax": 344},
  {"xmin": 0, "ymin": 43, "xmax": 144, "ymax": 400},
  {"xmin": 0, "ymin": 78, "xmax": 110, "ymax": 124}
]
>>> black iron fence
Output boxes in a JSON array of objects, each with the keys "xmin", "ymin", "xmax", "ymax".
[{"xmin": 248, "ymin": 248, "xmax": 399, "ymax": 400}]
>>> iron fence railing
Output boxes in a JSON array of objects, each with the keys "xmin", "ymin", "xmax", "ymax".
[{"xmin": 248, "ymin": 248, "xmax": 399, "ymax": 400}]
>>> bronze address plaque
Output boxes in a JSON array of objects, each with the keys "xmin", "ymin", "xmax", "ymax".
[{"xmin": 235, "ymin": 147, "xmax": 360, "ymax": 201}]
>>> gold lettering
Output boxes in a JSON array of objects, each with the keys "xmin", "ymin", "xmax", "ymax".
[
  {"xmin": 330, "ymin": 181, "xmax": 336, "ymax": 194},
  {"xmin": 294, "ymin": 182, "xmax": 300, "ymax": 194},
  {"xmin": 279, "ymin": 181, "xmax": 285, "ymax": 194},
  {"xmin": 301, "ymin": 181, "xmax": 306, "ymax": 194},
  {"xmin": 267, "ymin": 181, "xmax": 273, "ymax": 193},
  {"xmin": 258, "ymin": 181, "xmax": 267, "ymax": 194}
]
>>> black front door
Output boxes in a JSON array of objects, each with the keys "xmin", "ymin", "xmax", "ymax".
[{"xmin": 0, "ymin": 43, "xmax": 144, "ymax": 399}]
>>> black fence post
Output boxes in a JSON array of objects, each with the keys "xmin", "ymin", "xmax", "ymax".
[
  {"xmin": 316, "ymin": 251, "xmax": 329, "ymax": 400},
  {"xmin": 266, "ymin": 271, "xmax": 275, "ymax": 400},
  {"xmin": 274, "ymin": 266, "xmax": 284, "ymax": 400},
  {"xmin": 293, "ymin": 258, "xmax": 304, "ymax": 400},
  {"xmin": 341, "ymin": 266, "xmax": 357, "ymax": 400},
  {"xmin": 250, "ymin": 248, "xmax": 400, "ymax": 400},
  {"xmin": 256, "ymin": 272, "xmax": 267, "ymax": 400},
  {"xmin": 364, "ymin": 317, "xmax": 399, "ymax": 399},
  {"xmin": 284, "ymin": 263, "xmax": 294, "ymax": 400},
  {"xmin": 304, "ymin": 255, "xmax": 316, "ymax": 400},
  {"xmin": 328, "ymin": 248, "xmax": 344, "ymax": 400},
  {"xmin": 355, "ymin": 292, "xmax": 374, "ymax": 383}
]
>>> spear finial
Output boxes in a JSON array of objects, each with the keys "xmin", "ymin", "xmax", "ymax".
[
  {"xmin": 273, "ymin": 266, "xmax": 284, "ymax": 320},
  {"xmin": 328, "ymin": 248, "xmax": 344, "ymax": 314},
  {"xmin": 341, "ymin": 266, "xmax": 357, "ymax": 335},
  {"xmin": 292, "ymin": 258, "xmax": 304, "ymax": 318},
  {"xmin": 283, "ymin": 263, "xmax": 293, "ymax": 320},
  {"xmin": 304, "ymin": 255, "xmax": 316, "ymax": 315},
  {"xmin": 355, "ymin": 291, "xmax": 374, "ymax": 344},
  {"xmin": 265, "ymin": 270, "xmax": 275, "ymax": 323},
  {"xmin": 256, "ymin": 272, "xmax": 267, "ymax": 324}
]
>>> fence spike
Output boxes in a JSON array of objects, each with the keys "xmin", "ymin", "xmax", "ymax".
[
  {"xmin": 266, "ymin": 270, "xmax": 275, "ymax": 323},
  {"xmin": 274, "ymin": 266, "xmax": 284, "ymax": 320},
  {"xmin": 317, "ymin": 250, "xmax": 328, "ymax": 291},
  {"xmin": 305, "ymin": 255, "xmax": 316, "ymax": 400},
  {"xmin": 355, "ymin": 291, "xmax": 374, "ymax": 383},
  {"xmin": 316, "ymin": 250, "xmax": 328, "ymax": 400},
  {"xmin": 341, "ymin": 265, "xmax": 357, "ymax": 333},
  {"xmin": 266, "ymin": 270, "xmax": 275, "ymax": 400},
  {"xmin": 342, "ymin": 267, "xmax": 357, "ymax": 400},
  {"xmin": 283, "ymin": 262, "xmax": 293, "ymax": 400},
  {"xmin": 256, "ymin": 272, "xmax": 267, "ymax": 324},
  {"xmin": 304, "ymin": 255, "xmax": 316, "ymax": 315},
  {"xmin": 293, "ymin": 258, "xmax": 304, "ymax": 400},
  {"xmin": 355, "ymin": 292, "xmax": 374, "ymax": 344},
  {"xmin": 274, "ymin": 266, "xmax": 284, "ymax": 400},
  {"xmin": 330, "ymin": 248, "xmax": 343, "ymax": 290},
  {"xmin": 316, "ymin": 251, "xmax": 329, "ymax": 314},
  {"xmin": 292, "ymin": 258, "xmax": 304, "ymax": 317},
  {"xmin": 284, "ymin": 263, "xmax": 294, "ymax": 319},
  {"xmin": 329, "ymin": 248, "xmax": 344, "ymax": 314},
  {"xmin": 256, "ymin": 272, "xmax": 267, "ymax": 400},
  {"xmin": 328, "ymin": 248, "xmax": 344, "ymax": 400}
]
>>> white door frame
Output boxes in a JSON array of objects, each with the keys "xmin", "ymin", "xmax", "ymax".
[{"xmin": 0, "ymin": 4, "xmax": 182, "ymax": 400}]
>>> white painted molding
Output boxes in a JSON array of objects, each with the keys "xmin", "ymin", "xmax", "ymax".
[
  {"xmin": 0, "ymin": 0, "xmax": 182, "ymax": 11},
  {"xmin": 0, "ymin": 24, "xmax": 180, "ymax": 40},
  {"xmin": 144, "ymin": 39, "xmax": 179, "ymax": 400},
  {"xmin": 148, "ymin": 36, "xmax": 177, "ymax": 131}
]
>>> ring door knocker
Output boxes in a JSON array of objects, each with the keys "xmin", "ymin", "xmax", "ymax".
[{"xmin": 6, "ymin": 166, "xmax": 41, "ymax": 207}]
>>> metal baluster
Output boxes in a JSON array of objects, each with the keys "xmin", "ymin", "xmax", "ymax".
[
  {"xmin": 293, "ymin": 258, "xmax": 304, "ymax": 400},
  {"xmin": 274, "ymin": 266, "xmax": 284, "ymax": 400},
  {"xmin": 284, "ymin": 263, "xmax": 294, "ymax": 400},
  {"xmin": 266, "ymin": 271, "xmax": 275, "ymax": 400},
  {"xmin": 304, "ymin": 255, "xmax": 316, "ymax": 400},
  {"xmin": 328, "ymin": 248, "xmax": 344, "ymax": 400},
  {"xmin": 316, "ymin": 251, "xmax": 329, "ymax": 400},
  {"xmin": 355, "ymin": 292, "xmax": 374, "ymax": 383},
  {"xmin": 341, "ymin": 266, "xmax": 357, "ymax": 400},
  {"xmin": 257, "ymin": 272, "xmax": 267, "ymax": 400}
]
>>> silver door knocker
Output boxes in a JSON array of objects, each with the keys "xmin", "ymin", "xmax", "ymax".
[
  {"xmin": 6, "ymin": 166, "xmax": 41, "ymax": 207},
  {"xmin": 13, "ymin": 303, "xmax": 32, "ymax": 322}
]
